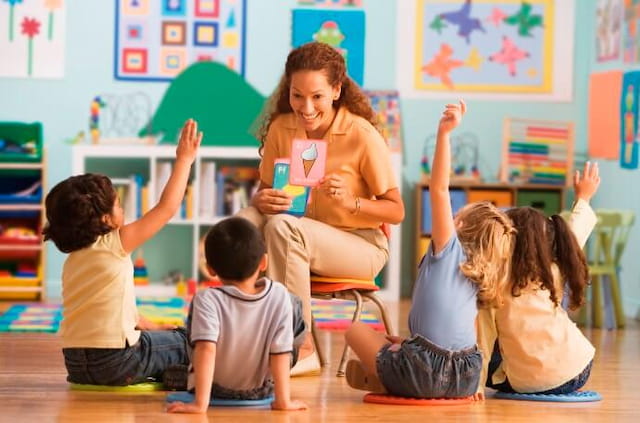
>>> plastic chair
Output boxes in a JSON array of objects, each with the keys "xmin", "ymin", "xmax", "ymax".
[
  {"xmin": 310, "ymin": 275, "xmax": 394, "ymax": 377},
  {"xmin": 586, "ymin": 210, "xmax": 635, "ymax": 328}
]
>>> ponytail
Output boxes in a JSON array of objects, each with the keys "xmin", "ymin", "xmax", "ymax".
[{"xmin": 549, "ymin": 215, "xmax": 590, "ymax": 309}]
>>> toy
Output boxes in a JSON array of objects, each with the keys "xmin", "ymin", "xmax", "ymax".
[
  {"xmin": 133, "ymin": 250, "xmax": 149, "ymax": 285},
  {"xmin": 89, "ymin": 96, "xmax": 106, "ymax": 144},
  {"xmin": 421, "ymin": 132, "xmax": 481, "ymax": 183}
]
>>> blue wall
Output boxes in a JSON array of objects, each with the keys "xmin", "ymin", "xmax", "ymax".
[{"xmin": 1, "ymin": 1, "xmax": 610, "ymax": 309}]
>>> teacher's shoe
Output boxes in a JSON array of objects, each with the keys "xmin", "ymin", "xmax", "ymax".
[{"xmin": 290, "ymin": 351, "xmax": 321, "ymax": 377}]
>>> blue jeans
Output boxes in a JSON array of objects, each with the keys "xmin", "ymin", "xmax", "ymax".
[
  {"xmin": 63, "ymin": 328, "xmax": 189, "ymax": 386},
  {"xmin": 376, "ymin": 334, "xmax": 482, "ymax": 399},
  {"xmin": 487, "ymin": 341, "xmax": 593, "ymax": 394}
]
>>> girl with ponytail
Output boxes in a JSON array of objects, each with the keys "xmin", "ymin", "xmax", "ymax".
[{"xmin": 476, "ymin": 162, "xmax": 601, "ymax": 396}]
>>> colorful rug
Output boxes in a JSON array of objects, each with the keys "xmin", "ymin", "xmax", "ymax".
[
  {"xmin": 0, "ymin": 304, "xmax": 62, "ymax": 333},
  {"xmin": 311, "ymin": 299, "xmax": 384, "ymax": 331},
  {"xmin": 136, "ymin": 296, "xmax": 189, "ymax": 326},
  {"xmin": 0, "ymin": 297, "xmax": 385, "ymax": 333}
]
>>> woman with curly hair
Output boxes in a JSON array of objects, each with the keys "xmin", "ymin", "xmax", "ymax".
[{"xmin": 238, "ymin": 42, "xmax": 404, "ymax": 375}]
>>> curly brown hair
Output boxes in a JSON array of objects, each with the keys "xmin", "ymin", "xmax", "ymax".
[
  {"xmin": 42, "ymin": 174, "xmax": 116, "ymax": 253},
  {"xmin": 506, "ymin": 207, "xmax": 589, "ymax": 310},
  {"xmin": 255, "ymin": 42, "xmax": 379, "ymax": 155}
]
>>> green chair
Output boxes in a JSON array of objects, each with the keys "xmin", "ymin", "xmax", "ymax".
[{"xmin": 585, "ymin": 210, "xmax": 635, "ymax": 328}]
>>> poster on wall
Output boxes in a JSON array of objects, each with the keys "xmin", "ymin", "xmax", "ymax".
[
  {"xmin": 115, "ymin": 0, "xmax": 246, "ymax": 81},
  {"xmin": 623, "ymin": 0, "xmax": 640, "ymax": 63},
  {"xmin": 365, "ymin": 90, "xmax": 402, "ymax": 153},
  {"xmin": 292, "ymin": 9, "xmax": 365, "ymax": 86},
  {"xmin": 0, "ymin": 0, "xmax": 66, "ymax": 78},
  {"xmin": 596, "ymin": 0, "xmax": 622, "ymax": 63},
  {"xmin": 620, "ymin": 71, "xmax": 640, "ymax": 169},
  {"xmin": 396, "ymin": 0, "xmax": 575, "ymax": 101},
  {"xmin": 296, "ymin": 0, "xmax": 363, "ymax": 7},
  {"xmin": 588, "ymin": 71, "xmax": 622, "ymax": 160}
]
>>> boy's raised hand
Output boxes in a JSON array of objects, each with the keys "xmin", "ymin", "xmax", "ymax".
[
  {"xmin": 438, "ymin": 100, "xmax": 466, "ymax": 134},
  {"xmin": 574, "ymin": 161, "xmax": 600, "ymax": 202},
  {"xmin": 176, "ymin": 119, "xmax": 202, "ymax": 164}
]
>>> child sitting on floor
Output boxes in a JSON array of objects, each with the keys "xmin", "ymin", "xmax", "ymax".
[
  {"xmin": 167, "ymin": 217, "xmax": 307, "ymax": 414},
  {"xmin": 344, "ymin": 100, "xmax": 515, "ymax": 399},
  {"xmin": 477, "ymin": 162, "xmax": 600, "ymax": 395},
  {"xmin": 43, "ymin": 119, "xmax": 201, "ymax": 387}
]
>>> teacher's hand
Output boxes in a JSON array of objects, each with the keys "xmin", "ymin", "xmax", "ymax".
[
  {"xmin": 319, "ymin": 173, "xmax": 355, "ymax": 212},
  {"xmin": 252, "ymin": 188, "xmax": 292, "ymax": 215}
]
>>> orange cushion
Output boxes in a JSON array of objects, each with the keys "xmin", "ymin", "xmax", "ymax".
[
  {"xmin": 363, "ymin": 393, "xmax": 474, "ymax": 406},
  {"xmin": 311, "ymin": 282, "xmax": 379, "ymax": 294}
]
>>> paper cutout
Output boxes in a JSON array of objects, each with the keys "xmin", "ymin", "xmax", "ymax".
[
  {"xmin": 588, "ymin": 71, "xmax": 622, "ymax": 160},
  {"xmin": 596, "ymin": 0, "xmax": 622, "ymax": 63},
  {"xmin": 290, "ymin": 140, "xmax": 327, "ymax": 186}
]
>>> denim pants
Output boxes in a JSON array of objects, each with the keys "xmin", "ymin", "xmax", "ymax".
[
  {"xmin": 63, "ymin": 328, "xmax": 189, "ymax": 386},
  {"xmin": 376, "ymin": 334, "xmax": 482, "ymax": 399},
  {"xmin": 486, "ymin": 341, "xmax": 593, "ymax": 394}
]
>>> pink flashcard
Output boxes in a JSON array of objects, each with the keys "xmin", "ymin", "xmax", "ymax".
[{"xmin": 289, "ymin": 139, "xmax": 327, "ymax": 186}]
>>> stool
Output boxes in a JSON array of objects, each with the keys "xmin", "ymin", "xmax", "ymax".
[{"xmin": 310, "ymin": 275, "xmax": 394, "ymax": 377}]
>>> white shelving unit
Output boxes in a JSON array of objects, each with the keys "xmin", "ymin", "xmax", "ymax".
[{"xmin": 72, "ymin": 145, "xmax": 401, "ymax": 301}]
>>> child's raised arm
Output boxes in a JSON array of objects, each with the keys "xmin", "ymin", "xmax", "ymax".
[
  {"xmin": 574, "ymin": 161, "xmax": 601, "ymax": 203},
  {"xmin": 120, "ymin": 119, "xmax": 202, "ymax": 253},
  {"xmin": 430, "ymin": 100, "xmax": 466, "ymax": 254}
]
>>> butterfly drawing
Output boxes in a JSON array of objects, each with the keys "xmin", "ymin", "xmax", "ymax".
[
  {"xmin": 504, "ymin": 2, "xmax": 544, "ymax": 37},
  {"xmin": 439, "ymin": 0, "xmax": 485, "ymax": 44},
  {"xmin": 489, "ymin": 36, "xmax": 530, "ymax": 76},
  {"xmin": 422, "ymin": 43, "xmax": 464, "ymax": 89}
]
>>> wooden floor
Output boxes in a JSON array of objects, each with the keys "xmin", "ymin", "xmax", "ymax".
[{"xmin": 1, "ymin": 300, "xmax": 639, "ymax": 422}]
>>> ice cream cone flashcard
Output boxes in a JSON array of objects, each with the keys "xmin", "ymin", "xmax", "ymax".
[{"xmin": 290, "ymin": 139, "xmax": 327, "ymax": 186}]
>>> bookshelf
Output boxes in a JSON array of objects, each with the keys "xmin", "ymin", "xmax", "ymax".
[
  {"xmin": 0, "ymin": 122, "xmax": 46, "ymax": 300},
  {"xmin": 72, "ymin": 146, "xmax": 402, "ymax": 301}
]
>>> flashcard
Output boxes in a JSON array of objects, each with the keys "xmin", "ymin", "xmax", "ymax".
[
  {"xmin": 273, "ymin": 158, "xmax": 310, "ymax": 216},
  {"xmin": 289, "ymin": 139, "xmax": 327, "ymax": 186}
]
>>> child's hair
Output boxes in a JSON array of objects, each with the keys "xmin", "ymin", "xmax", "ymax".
[
  {"xmin": 42, "ymin": 174, "xmax": 116, "ymax": 253},
  {"xmin": 454, "ymin": 202, "xmax": 516, "ymax": 307},
  {"xmin": 506, "ymin": 207, "xmax": 589, "ymax": 310},
  {"xmin": 204, "ymin": 217, "xmax": 266, "ymax": 281}
]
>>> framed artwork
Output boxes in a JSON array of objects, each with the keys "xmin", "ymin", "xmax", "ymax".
[
  {"xmin": 397, "ymin": 0, "xmax": 575, "ymax": 101},
  {"xmin": 596, "ymin": 0, "xmax": 622, "ymax": 63},
  {"xmin": 114, "ymin": 0, "xmax": 246, "ymax": 81},
  {"xmin": 365, "ymin": 90, "xmax": 403, "ymax": 152},
  {"xmin": 0, "ymin": 0, "xmax": 66, "ymax": 78},
  {"xmin": 292, "ymin": 9, "xmax": 365, "ymax": 86}
]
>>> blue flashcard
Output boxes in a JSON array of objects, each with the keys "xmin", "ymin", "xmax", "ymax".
[{"xmin": 273, "ymin": 159, "xmax": 310, "ymax": 216}]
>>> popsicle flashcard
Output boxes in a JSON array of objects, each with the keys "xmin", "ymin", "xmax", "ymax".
[
  {"xmin": 290, "ymin": 139, "xmax": 327, "ymax": 186},
  {"xmin": 273, "ymin": 158, "xmax": 310, "ymax": 216}
]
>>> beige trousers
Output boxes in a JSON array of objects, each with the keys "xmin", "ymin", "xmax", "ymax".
[{"xmin": 236, "ymin": 207, "xmax": 389, "ymax": 328}]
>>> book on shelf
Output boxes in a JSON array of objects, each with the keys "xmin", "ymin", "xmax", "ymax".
[
  {"xmin": 199, "ymin": 161, "xmax": 216, "ymax": 219},
  {"xmin": 215, "ymin": 166, "xmax": 260, "ymax": 216}
]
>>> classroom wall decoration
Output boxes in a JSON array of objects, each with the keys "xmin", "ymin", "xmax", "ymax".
[
  {"xmin": 296, "ymin": 0, "xmax": 363, "ymax": 7},
  {"xmin": 292, "ymin": 9, "xmax": 365, "ymax": 86},
  {"xmin": 365, "ymin": 90, "xmax": 403, "ymax": 152},
  {"xmin": 500, "ymin": 117, "xmax": 574, "ymax": 186},
  {"xmin": 619, "ymin": 71, "xmax": 640, "ymax": 169},
  {"xmin": 114, "ymin": 0, "xmax": 246, "ymax": 81},
  {"xmin": 396, "ymin": 0, "xmax": 575, "ymax": 101},
  {"xmin": 596, "ymin": 0, "xmax": 622, "ymax": 63},
  {"xmin": 623, "ymin": 0, "xmax": 640, "ymax": 63},
  {"xmin": 589, "ymin": 71, "xmax": 622, "ymax": 160},
  {"xmin": 0, "ymin": 0, "xmax": 65, "ymax": 78}
]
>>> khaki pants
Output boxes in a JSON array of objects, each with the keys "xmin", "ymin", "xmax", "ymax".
[{"xmin": 236, "ymin": 207, "xmax": 389, "ymax": 328}]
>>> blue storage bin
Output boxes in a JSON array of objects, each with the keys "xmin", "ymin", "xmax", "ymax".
[
  {"xmin": 0, "ymin": 176, "xmax": 42, "ymax": 203},
  {"xmin": 421, "ymin": 189, "xmax": 467, "ymax": 234}
]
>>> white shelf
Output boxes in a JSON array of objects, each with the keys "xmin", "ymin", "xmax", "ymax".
[
  {"xmin": 72, "ymin": 145, "xmax": 402, "ymax": 301},
  {"xmin": 0, "ymin": 204, "xmax": 42, "ymax": 211},
  {"xmin": 0, "ymin": 162, "xmax": 43, "ymax": 170}
]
